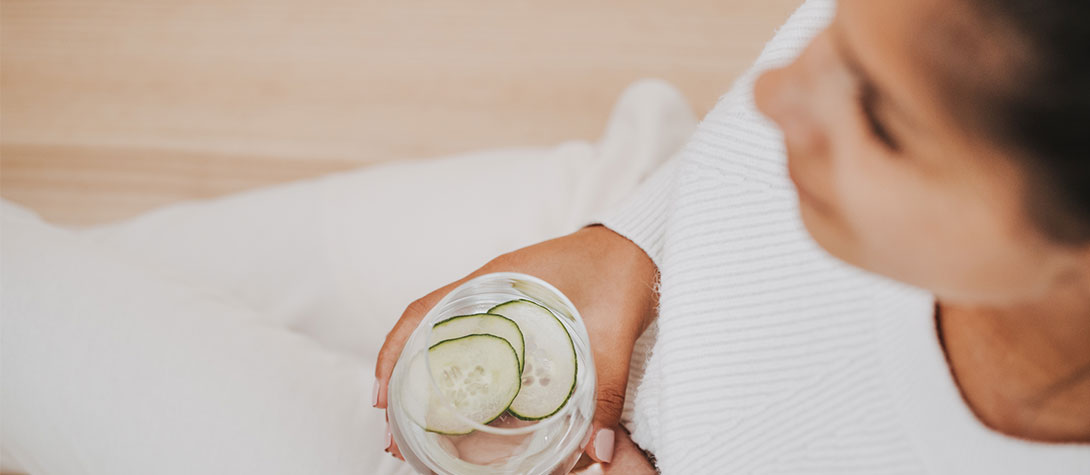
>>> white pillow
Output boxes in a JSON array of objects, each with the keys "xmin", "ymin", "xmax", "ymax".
[{"xmin": 0, "ymin": 79, "xmax": 695, "ymax": 474}]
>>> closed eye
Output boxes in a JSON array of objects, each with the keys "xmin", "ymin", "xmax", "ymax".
[{"xmin": 857, "ymin": 78, "xmax": 901, "ymax": 152}]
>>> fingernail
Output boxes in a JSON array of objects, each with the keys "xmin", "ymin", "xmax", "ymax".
[
  {"xmin": 594, "ymin": 429, "xmax": 615, "ymax": 463},
  {"xmin": 385, "ymin": 423, "xmax": 392, "ymax": 450},
  {"xmin": 372, "ymin": 381, "xmax": 380, "ymax": 407}
]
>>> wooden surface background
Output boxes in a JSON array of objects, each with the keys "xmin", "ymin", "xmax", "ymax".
[{"xmin": 1, "ymin": 0, "xmax": 801, "ymax": 226}]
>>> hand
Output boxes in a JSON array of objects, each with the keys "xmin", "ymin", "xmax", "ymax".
[
  {"xmin": 373, "ymin": 225, "xmax": 659, "ymax": 465},
  {"xmin": 570, "ymin": 425, "xmax": 657, "ymax": 474}
]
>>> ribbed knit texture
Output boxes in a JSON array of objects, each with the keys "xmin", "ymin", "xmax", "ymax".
[{"xmin": 597, "ymin": 0, "xmax": 1090, "ymax": 473}]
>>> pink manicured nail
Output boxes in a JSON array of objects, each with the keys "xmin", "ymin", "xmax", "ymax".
[
  {"xmin": 372, "ymin": 381, "xmax": 380, "ymax": 407},
  {"xmin": 594, "ymin": 429, "xmax": 615, "ymax": 463},
  {"xmin": 384, "ymin": 423, "xmax": 392, "ymax": 450}
]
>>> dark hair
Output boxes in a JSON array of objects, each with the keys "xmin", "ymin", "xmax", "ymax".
[{"xmin": 968, "ymin": 0, "xmax": 1090, "ymax": 244}]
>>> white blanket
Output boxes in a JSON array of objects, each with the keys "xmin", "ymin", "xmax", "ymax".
[{"xmin": 0, "ymin": 79, "xmax": 695, "ymax": 474}]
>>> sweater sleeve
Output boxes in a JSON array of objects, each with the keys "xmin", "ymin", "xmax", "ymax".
[{"xmin": 588, "ymin": 156, "xmax": 679, "ymax": 269}]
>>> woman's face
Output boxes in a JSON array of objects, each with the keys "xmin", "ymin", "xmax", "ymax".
[{"xmin": 754, "ymin": 0, "xmax": 1085, "ymax": 305}]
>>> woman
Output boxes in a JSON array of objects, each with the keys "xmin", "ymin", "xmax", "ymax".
[{"xmin": 375, "ymin": 0, "xmax": 1090, "ymax": 472}]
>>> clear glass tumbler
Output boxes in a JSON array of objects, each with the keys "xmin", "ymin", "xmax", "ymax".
[{"xmin": 387, "ymin": 272, "xmax": 596, "ymax": 475}]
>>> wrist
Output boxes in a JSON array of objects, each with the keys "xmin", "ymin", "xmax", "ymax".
[{"xmin": 578, "ymin": 225, "xmax": 660, "ymax": 334}]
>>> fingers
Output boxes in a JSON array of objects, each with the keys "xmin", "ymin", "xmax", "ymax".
[
  {"xmin": 578, "ymin": 287, "xmax": 646, "ymax": 465},
  {"xmin": 384, "ymin": 419, "xmax": 405, "ymax": 461},
  {"xmin": 583, "ymin": 329, "xmax": 636, "ymax": 464},
  {"xmin": 373, "ymin": 278, "xmax": 464, "ymax": 409},
  {"xmin": 387, "ymin": 435, "xmax": 404, "ymax": 461},
  {"xmin": 571, "ymin": 425, "xmax": 656, "ymax": 474},
  {"xmin": 585, "ymin": 372, "xmax": 627, "ymax": 463},
  {"xmin": 601, "ymin": 426, "xmax": 656, "ymax": 474}
]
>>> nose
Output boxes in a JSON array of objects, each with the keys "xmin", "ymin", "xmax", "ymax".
[
  {"xmin": 752, "ymin": 55, "xmax": 827, "ymax": 156},
  {"xmin": 754, "ymin": 66, "xmax": 788, "ymax": 121},
  {"xmin": 754, "ymin": 61, "xmax": 813, "ymax": 135}
]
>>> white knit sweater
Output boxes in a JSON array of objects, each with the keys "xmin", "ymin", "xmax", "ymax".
[{"xmin": 597, "ymin": 1, "xmax": 1090, "ymax": 473}]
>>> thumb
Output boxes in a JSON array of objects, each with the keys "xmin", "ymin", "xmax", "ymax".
[{"xmin": 584, "ymin": 343, "xmax": 633, "ymax": 464}]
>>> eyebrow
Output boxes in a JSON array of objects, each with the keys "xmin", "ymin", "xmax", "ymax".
[{"xmin": 830, "ymin": 24, "xmax": 919, "ymax": 132}]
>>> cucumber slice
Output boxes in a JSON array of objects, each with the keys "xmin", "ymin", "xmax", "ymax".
[
  {"xmin": 420, "ymin": 334, "xmax": 522, "ymax": 435},
  {"xmin": 488, "ymin": 299, "xmax": 577, "ymax": 420},
  {"xmin": 432, "ymin": 313, "xmax": 525, "ymax": 371}
]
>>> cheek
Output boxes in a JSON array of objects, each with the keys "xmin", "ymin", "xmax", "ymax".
[
  {"xmin": 799, "ymin": 139, "xmax": 902, "ymax": 267},
  {"xmin": 831, "ymin": 155, "xmax": 938, "ymax": 260},
  {"xmin": 829, "ymin": 153, "xmax": 1059, "ymax": 304}
]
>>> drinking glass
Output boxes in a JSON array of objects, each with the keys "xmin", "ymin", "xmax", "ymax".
[{"xmin": 387, "ymin": 272, "xmax": 596, "ymax": 474}]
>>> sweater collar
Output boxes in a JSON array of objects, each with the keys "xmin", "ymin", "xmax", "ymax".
[{"xmin": 873, "ymin": 284, "xmax": 1090, "ymax": 473}]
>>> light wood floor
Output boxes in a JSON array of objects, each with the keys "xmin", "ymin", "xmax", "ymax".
[{"xmin": 1, "ymin": 0, "xmax": 802, "ymax": 226}]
